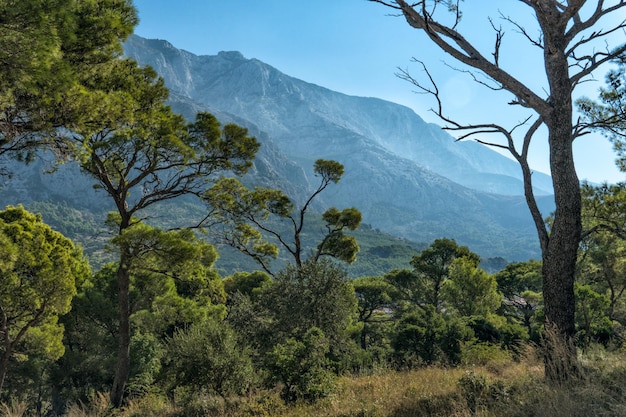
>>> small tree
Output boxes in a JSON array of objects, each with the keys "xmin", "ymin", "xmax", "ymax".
[
  {"xmin": 260, "ymin": 258, "xmax": 358, "ymax": 347},
  {"xmin": 204, "ymin": 159, "xmax": 361, "ymax": 276},
  {"xmin": 352, "ymin": 276, "xmax": 398, "ymax": 350},
  {"xmin": 0, "ymin": 206, "xmax": 90, "ymax": 395},
  {"xmin": 495, "ymin": 260, "xmax": 543, "ymax": 339},
  {"xmin": 443, "ymin": 257, "xmax": 501, "ymax": 318},
  {"xmin": 387, "ymin": 238, "xmax": 478, "ymax": 312},
  {"xmin": 164, "ymin": 320, "xmax": 255, "ymax": 398},
  {"xmin": 267, "ymin": 327, "xmax": 336, "ymax": 403}
]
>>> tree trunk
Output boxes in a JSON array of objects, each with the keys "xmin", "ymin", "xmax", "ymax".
[
  {"xmin": 0, "ymin": 349, "xmax": 10, "ymax": 395},
  {"xmin": 0, "ymin": 310, "xmax": 11, "ymax": 395},
  {"xmin": 540, "ymin": 20, "xmax": 581, "ymax": 380},
  {"xmin": 110, "ymin": 248, "xmax": 132, "ymax": 407}
]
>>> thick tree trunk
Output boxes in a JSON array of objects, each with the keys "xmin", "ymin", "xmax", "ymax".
[
  {"xmin": 540, "ymin": 19, "xmax": 581, "ymax": 380},
  {"xmin": 111, "ymin": 248, "xmax": 132, "ymax": 407}
]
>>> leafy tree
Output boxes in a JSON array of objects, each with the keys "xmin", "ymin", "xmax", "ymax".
[
  {"xmin": 267, "ymin": 327, "xmax": 336, "ymax": 403},
  {"xmin": 387, "ymin": 238, "xmax": 478, "ymax": 312},
  {"xmin": 259, "ymin": 258, "xmax": 358, "ymax": 348},
  {"xmin": 163, "ymin": 319, "xmax": 255, "ymax": 398},
  {"xmin": 495, "ymin": 260, "xmax": 543, "ymax": 339},
  {"xmin": 370, "ymin": 0, "xmax": 626, "ymax": 379},
  {"xmin": 0, "ymin": 0, "xmax": 136, "ymax": 161},
  {"xmin": 352, "ymin": 276, "xmax": 397, "ymax": 350},
  {"xmin": 223, "ymin": 270, "xmax": 271, "ymax": 302},
  {"xmin": 52, "ymin": 225, "xmax": 225, "ymax": 406},
  {"xmin": 67, "ymin": 54, "xmax": 258, "ymax": 405},
  {"xmin": 579, "ymin": 182, "xmax": 626, "ymax": 324},
  {"xmin": 204, "ymin": 159, "xmax": 361, "ymax": 275},
  {"xmin": 392, "ymin": 305, "xmax": 467, "ymax": 366},
  {"xmin": 105, "ymin": 217, "xmax": 231, "ymax": 405},
  {"xmin": 574, "ymin": 284, "xmax": 613, "ymax": 347},
  {"xmin": 0, "ymin": 206, "xmax": 90, "ymax": 395},
  {"xmin": 52, "ymin": 265, "xmax": 119, "ymax": 406},
  {"xmin": 443, "ymin": 257, "xmax": 501, "ymax": 318}
]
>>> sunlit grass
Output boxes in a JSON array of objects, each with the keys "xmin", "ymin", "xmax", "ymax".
[{"xmin": 5, "ymin": 345, "xmax": 625, "ymax": 417}]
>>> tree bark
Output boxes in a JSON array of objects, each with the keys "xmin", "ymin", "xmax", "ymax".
[
  {"xmin": 0, "ymin": 349, "xmax": 10, "ymax": 395},
  {"xmin": 110, "ymin": 211, "xmax": 133, "ymax": 407},
  {"xmin": 110, "ymin": 248, "xmax": 131, "ymax": 407},
  {"xmin": 538, "ymin": 9, "xmax": 581, "ymax": 380}
]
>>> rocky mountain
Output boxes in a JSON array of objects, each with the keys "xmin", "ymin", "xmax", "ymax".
[{"xmin": 121, "ymin": 35, "xmax": 556, "ymax": 261}]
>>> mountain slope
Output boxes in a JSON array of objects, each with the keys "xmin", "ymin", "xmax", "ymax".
[
  {"xmin": 123, "ymin": 35, "xmax": 553, "ymax": 261},
  {"xmin": 124, "ymin": 35, "xmax": 553, "ymax": 196}
]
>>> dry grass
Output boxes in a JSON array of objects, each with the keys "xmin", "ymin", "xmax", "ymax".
[
  {"xmin": 0, "ymin": 401, "xmax": 28, "ymax": 417},
  {"xmin": 5, "ymin": 345, "xmax": 624, "ymax": 417},
  {"xmin": 66, "ymin": 393, "xmax": 112, "ymax": 417}
]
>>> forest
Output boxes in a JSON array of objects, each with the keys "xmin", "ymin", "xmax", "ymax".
[{"xmin": 1, "ymin": 1, "xmax": 626, "ymax": 416}]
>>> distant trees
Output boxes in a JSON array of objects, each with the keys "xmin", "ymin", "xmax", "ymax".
[
  {"xmin": 370, "ymin": 0, "xmax": 626, "ymax": 380},
  {"xmin": 0, "ymin": 206, "xmax": 90, "ymax": 395}
]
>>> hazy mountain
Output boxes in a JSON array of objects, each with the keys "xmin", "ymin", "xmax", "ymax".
[
  {"xmin": 124, "ymin": 35, "xmax": 554, "ymax": 196},
  {"xmin": 121, "ymin": 35, "xmax": 553, "ymax": 261}
]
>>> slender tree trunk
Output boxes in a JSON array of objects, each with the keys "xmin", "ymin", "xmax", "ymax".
[
  {"xmin": 111, "ymin": 247, "xmax": 132, "ymax": 407},
  {"xmin": 0, "ymin": 309, "xmax": 10, "ymax": 395},
  {"xmin": 0, "ymin": 349, "xmax": 10, "ymax": 395}
]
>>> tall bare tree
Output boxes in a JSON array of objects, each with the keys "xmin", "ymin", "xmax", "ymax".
[{"xmin": 370, "ymin": 0, "xmax": 626, "ymax": 379}]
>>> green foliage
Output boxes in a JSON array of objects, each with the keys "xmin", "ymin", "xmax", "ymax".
[
  {"xmin": 578, "ymin": 58, "xmax": 626, "ymax": 170},
  {"xmin": 267, "ymin": 327, "xmax": 336, "ymax": 403},
  {"xmin": 388, "ymin": 238, "xmax": 479, "ymax": 312},
  {"xmin": 313, "ymin": 159, "xmax": 344, "ymax": 184},
  {"xmin": 51, "ymin": 264, "xmax": 119, "ymax": 405},
  {"xmin": 0, "ymin": 205, "xmax": 90, "ymax": 395},
  {"xmin": 495, "ymin": 260, "xmax": 543, "ymax": 340},
  {"xmin": 223, "ymin": 270, "xmax": 271, "ymax": 301},
  {"xmin": 163, "ymin": 320, "xmax": 255, "ymax": 398},
  {"xmin": 127, "ymin": 332, "xmax": 164, "ymax": 397},
  {"xmin": 260, "ymin": 258, "xmax": 358, "ymax": 347},
  {"xmin": 204, "ymin": 160, "xmax": 361, "ymax": 275},
  {"xmin": 352, "ymin": 276, "xmax": 397, "ymax": 354},
  {"xmin": 575, "ymin": 284, "xmax": 614, "ymax": 347},
  {"xmin": 0, "ymin": 0, "xmax": 137, "ymax": 157},
  {"xmin": 393, "ymin": 306, "xmax": 469, "ymax": 366},
  {"xmin": 113, "ymin": 223, "xmax": 227, "ymax": 335},
  {"xmin": 443, "ymin": 257, "xmax": 501, "ymax": 317}
]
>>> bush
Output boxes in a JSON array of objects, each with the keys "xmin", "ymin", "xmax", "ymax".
[
  {"xmin": 267, "ymin": 327, "xmax": 336, "ymax": 403},
  {"xmin": 163, "ymin": 319, "xmax": 256, "ymax": 398}
]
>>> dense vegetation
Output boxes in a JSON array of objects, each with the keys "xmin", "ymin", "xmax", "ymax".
[{"xmin": 1, "ymin": 1, "xmax": 626, "ymax": 416}]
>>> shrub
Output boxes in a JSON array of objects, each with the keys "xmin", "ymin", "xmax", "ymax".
[
  {"xmin": 163, "ymin": 319, "xmax": 256, "ymax": 398},
  {"xmin": 267, "ymin": 327, "xmax": 336, "ymax": 403}
]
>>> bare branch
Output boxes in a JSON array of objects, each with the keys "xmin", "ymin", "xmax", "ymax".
[
  {"xmin": 394, "ymin": 0, "xmax": 550, "ymax": 115},
  {"xmin": 499, "ymin": 12, "xmax": 544, "ymax": 49},
  {"xmin": 489, "ymin": 17, "xmax": 504, "ymax": 67}
]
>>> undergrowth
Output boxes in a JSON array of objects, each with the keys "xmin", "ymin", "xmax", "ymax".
[{"xmin": 3, "ymin": 345, "xmax": 625, "ymax": 417}]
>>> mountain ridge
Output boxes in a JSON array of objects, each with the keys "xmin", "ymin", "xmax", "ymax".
[
  {"xmin": 122, "ymin": 35, "xmax": 553, "ymax": 261},
  {"xmin": 124, "ymin": 35, "xmax": 553, "ymax": 197}
]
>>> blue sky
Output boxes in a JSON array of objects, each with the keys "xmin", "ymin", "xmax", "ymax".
[{"xmin": 132, "ymin": 0, "xmax": 624, "ymax": 184}]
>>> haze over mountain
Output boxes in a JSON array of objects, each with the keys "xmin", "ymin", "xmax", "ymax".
[
  {"xmin": 0, "ymin": 35, "xmax": 554, "ymax": 265},
  {"xmin": 122, "ymin": 35, "xmax": 554, "ymax": 261}
]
